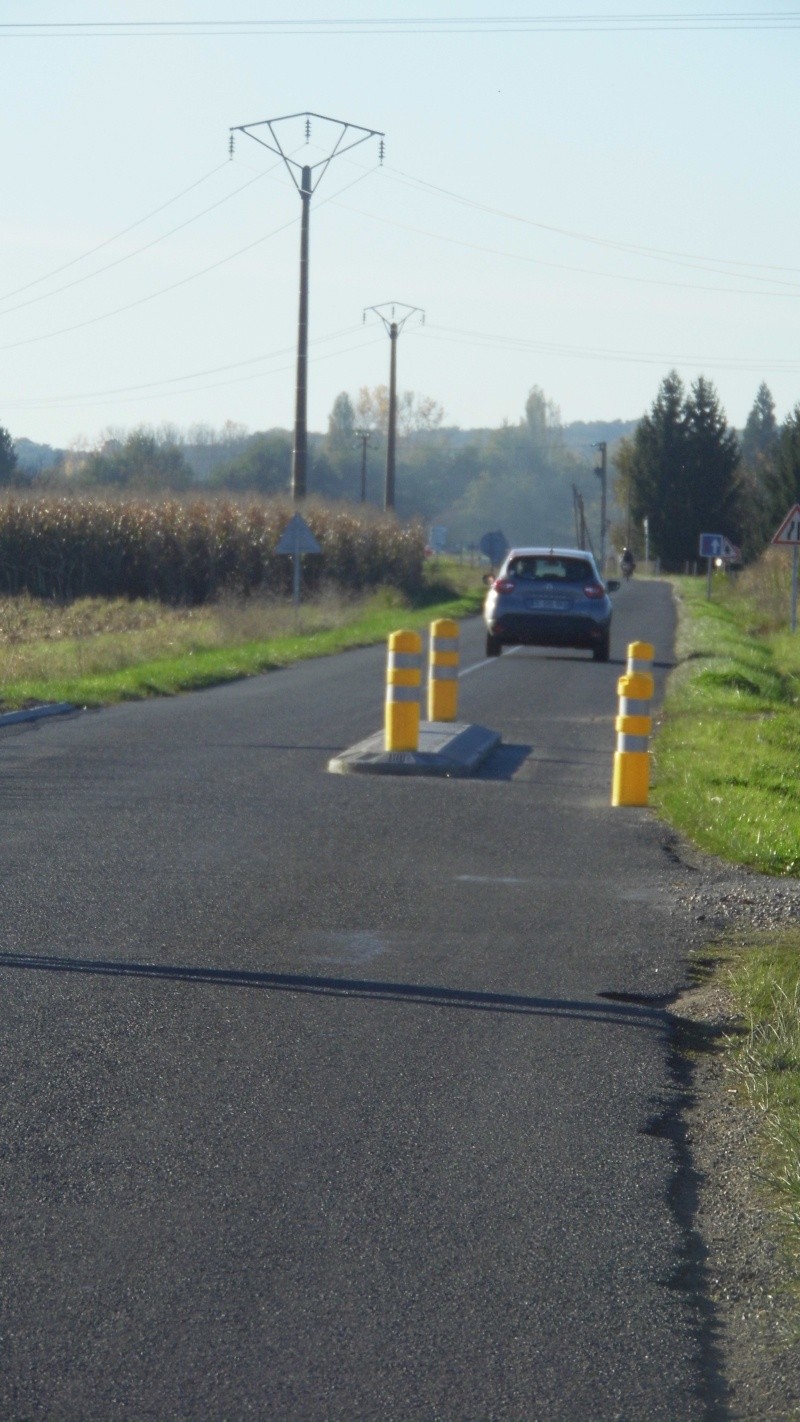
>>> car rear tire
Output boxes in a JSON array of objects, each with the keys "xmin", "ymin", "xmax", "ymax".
[
  {"xmin": 593, "ymin": 632, "xmax": 610, "ymax": 662},
  {"xmin": 486, "ymin": 633, "xmax": 503, "ymax": 657}
]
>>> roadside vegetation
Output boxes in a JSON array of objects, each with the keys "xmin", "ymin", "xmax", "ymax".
[
  {"xmin": 655, "ymin": 558, "xmax": 800, "ymax": 876},
  {"xmin": 725, "ymin": 934, "xmax": 800, "ymax": 1270},
  {"xmin": 655, "ymin": 551, "xmax": 800, "ymax": 1274},
  {"xmin": 0, "ymin": 556, "xmax": 484, "ymax": 712}
]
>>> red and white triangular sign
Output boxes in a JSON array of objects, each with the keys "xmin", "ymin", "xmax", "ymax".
[{"xmin": 772, "ymin": 504, "xmax": 800, "ymax": 545}]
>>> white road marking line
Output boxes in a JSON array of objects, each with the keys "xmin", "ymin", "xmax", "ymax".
[
  {"xmin": 456, "ymin": 875, "xmax": 531, "ymax": 884},
  {"xmin": 459, "ymin": 646, "xmax": 522, "ymax": 677}
]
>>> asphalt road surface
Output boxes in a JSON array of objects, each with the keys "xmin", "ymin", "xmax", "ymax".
[{"xmin": 0, "ymin": 579, "xmax": 719, "ymax": 1420}]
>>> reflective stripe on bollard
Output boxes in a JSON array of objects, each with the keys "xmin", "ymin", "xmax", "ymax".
[
  {"xmin": 427, "ymin": 618, "xmax": 459, "ymax": 722},
  {"xmin": 385, "ymin": 629, "xmax": 422, "ymax": 751},
  {"xmin": 612, "ymin": 664, "xmax": 653, "ymax": 806},
  {"xmin": 626, "ymin": 640, "xmax": 654, "ymax": 676}
]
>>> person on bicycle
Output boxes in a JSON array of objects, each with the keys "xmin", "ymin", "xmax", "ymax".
[{"xmin": 620, "ymin": 547, "xmax": 635, "ymax": 578}]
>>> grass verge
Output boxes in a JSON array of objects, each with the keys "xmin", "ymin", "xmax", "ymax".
[
  {"xmin": 0, "ymin": 561, "xmax": 485, "ymax": 711},
  {"xmin": 653, "ymin": 573, "xmax": 800, "ymax": 877},
  {"xmin": 728, "ymin": 936, "xmax": 800, "ymax": 1243},
  {"xmin": 656, "ymin": 565, "xmax": 800, "ymax": 1290},
  {"xmin": 721, "ymin": 934, "xmax": 800, "ymax": 1287}
]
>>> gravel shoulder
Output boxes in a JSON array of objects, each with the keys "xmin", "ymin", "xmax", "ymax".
[{"xmin": 667, "ymin": 836, "xmax": 800, "ymax": 1419}]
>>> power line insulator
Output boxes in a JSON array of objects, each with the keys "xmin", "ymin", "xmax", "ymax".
[
  {"xmin": 305, "ymin": 118, "xmax": 311, "ymax": 141},
  {"xmin": 379, "ymin": 139, "xmax": 385, "ymax": 164},
  {"xmin": 228, "ymin": 133, "xmax": 235, "ymax": 158}
]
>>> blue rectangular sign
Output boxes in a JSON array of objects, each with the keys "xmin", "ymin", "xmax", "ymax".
[{"xmin": 699, "ymin": 533, "xmax": 723, "ymax": 559}]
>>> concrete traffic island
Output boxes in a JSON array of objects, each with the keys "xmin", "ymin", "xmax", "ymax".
[
  {"xmin": 328, "ymin": 720, "xmax": 501, "ymax": 778},
  {"xmin": 329, "ymin": 622, "xmax": 500, "ymax": 776}
]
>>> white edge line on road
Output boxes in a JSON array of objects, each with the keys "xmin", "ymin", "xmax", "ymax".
[{"xmin": 459, "ymin": 647, "xmax": 522, "ymax": 678}]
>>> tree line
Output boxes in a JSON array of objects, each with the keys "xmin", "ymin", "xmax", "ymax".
[
  {"xmin": 0, "ymin": 386, "xmax": 602, "ymax": 552},
  {"xmin": 3, "ymin": 374, "xmax": 799, "ymax": 570},
  {"xmin": 615, "ymin": 374, "xmax": 800, "ymax": 568}
]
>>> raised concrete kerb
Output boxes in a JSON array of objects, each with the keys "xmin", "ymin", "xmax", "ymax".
[
  {"xmin": 0, "ymin": 703, "xmax": 76, "ymax": 728},
  {"xmin": 328, "ymin": 721, "xmax": 501, "ymax": 778}
]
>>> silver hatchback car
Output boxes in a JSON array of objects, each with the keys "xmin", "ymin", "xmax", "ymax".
[{"xmin": 483, "ymin": 546, "xmax": 619, "ymax": 661}]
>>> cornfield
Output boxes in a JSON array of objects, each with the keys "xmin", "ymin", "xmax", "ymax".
[{"xmin": 0, "ymin": 495, "xmax": 425, "ymax": 604}]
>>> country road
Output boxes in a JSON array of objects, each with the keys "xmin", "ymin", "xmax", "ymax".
[{"xmin": 0, "ymin": 579, "xmax": 719, "ymax": 1419}]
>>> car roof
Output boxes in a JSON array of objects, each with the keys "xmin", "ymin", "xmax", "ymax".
[{"xmin": 505, "ymin": 547, "xmax": 597, "ymax": 561}]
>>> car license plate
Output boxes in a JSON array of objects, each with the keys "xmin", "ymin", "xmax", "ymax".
[{"xmin": 526, "ymin": 596, "xmax": 570, "ymax": 611}]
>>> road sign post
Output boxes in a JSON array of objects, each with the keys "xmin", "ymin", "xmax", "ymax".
[
  {"xmin": 699, "ymin": 533, "xmax": 722, "ymax": 599},
  {"xmin": 697, "ymin": 534, "xmax": 739, "ymax": 598},
  {"xmin": 276, "ymin": 513, "xmax": 322, "ymax": 606},
  {"xmin": 771, "ymin": 503, "xmax": 800, "ymax": 631}
]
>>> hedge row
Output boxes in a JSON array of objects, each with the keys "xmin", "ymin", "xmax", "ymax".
[{"xmin": 0, "ymin": 496, "xmax": 426, "ymax": 604}]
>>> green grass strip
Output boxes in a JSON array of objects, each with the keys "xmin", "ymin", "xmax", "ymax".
[
  {"xmin": 0, "ymin": 591, "xmax": 483, "ymax": 711},
  {"xmin": 653, "ymin": 577, "xmax": 800, "ymax": 876},
  {"xmin": 723, "ymin": 934, "xmax": 800, "ymax": 1272}
]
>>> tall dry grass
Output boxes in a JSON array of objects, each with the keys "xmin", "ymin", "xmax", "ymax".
[
  {"xmin": 735, "ymin": 547, "xmax": 798, "ymax": 632},
  {"xmin": 0, "ymin": 585, "xmax": 410, "ymax": 689},
  {"xmin": 0, "ymin": 494, "xmax": 425, "ymax": 604}
]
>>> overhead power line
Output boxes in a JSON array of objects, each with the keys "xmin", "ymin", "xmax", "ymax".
[
  {"xmin": 0, "ymin": 167, "xmax": 279, "ymax": 319},
  {"xmin": 0, "ymin": 217, "xmax": 298, "ymax": 355},
  {"xmin": 334, "ymin": 197, "xmax": 800, "ymax": 300},
  {"xmin": 0, "ymin": 164, "xmax": 378, "ymax": 353},
  {"xmin": 420, "ymin": 321, "xmax": 800, "ymax": 373},
  {"xmin": 1, "ymin": 326, "xmax": 384, "ymax": 412},
  {"xmin": 383, "ymin": 165, "xmax": 800, "ymax": 280},
  {"xmin": 1, "ymin": 13, "xmax": 799, "ymax": 35},
  {"xmin": 0, "ymin": 162, "xmax": 230, "ymax": 304}
]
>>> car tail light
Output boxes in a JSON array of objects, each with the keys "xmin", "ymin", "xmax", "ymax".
[
  {"xmin": 492, "ymin": 577, "xmax": 515, "ymax": 594},
  {"xmin": 583, "ymin": 583, "xmax": 606, "ymax": 599}
]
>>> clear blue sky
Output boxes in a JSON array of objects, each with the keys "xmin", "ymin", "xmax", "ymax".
[{"xmin": 2, "ymin": 2, "xmax": 799, "ymax": 449}]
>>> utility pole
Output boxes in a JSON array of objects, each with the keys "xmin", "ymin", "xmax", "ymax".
[
  {"xmin": 572, "ymin": 484, "xmax": 594, "ymax": 556},
  {"xmin": 229, "ymin": 111, "xmax": 384, "ymax": 502},
  {"xmin": 355, "ymin": 429, "xmax": 372, "ymax": 503},
  {"xmin": 363, "ymin": 303, "xmax": 424, "ymax": 511},
  {"xmin": 593, "ymin": 441, "xmax": 608, "ymax": 573}
]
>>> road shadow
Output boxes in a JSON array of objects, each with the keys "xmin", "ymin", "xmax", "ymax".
[
  {"xmin": 0, "ymin": 950, "xmax": 668, "ymax": 1030},
  {"xmin": 475, "ymin": 743, "xmax": 532, "ymax": 780}
]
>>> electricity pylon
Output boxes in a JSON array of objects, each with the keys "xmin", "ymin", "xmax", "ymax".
[
  {"xmin": 230, "ymin": 111, "xmax": 384, "ymax": 501},
  {"xmin": 363, "ymin": 303, "xmax": 424, "ymax": 512}
]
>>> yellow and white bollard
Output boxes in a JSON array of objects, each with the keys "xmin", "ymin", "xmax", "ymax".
[
  {"xmin": 427, "ymin": 618, "xmax": 460, "ymax": 723},
  {"xmin": 611, "ymin": 665, "xmax": 653, "ymax": 807},
  {"xmin": 626, "ymin": 640, "xmax": 654, "ymax": 677},
  {"xmin": 385, "ymin": 629, "xmax": 422, "ymax": 751}
]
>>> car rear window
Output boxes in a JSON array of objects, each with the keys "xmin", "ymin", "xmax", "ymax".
[{"xmin": 505, "ymin": 556, "xmax": 594, "ymax": 584}]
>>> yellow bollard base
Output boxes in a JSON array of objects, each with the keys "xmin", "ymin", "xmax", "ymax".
[
  {"xmin": 385, "ymin": 702, "xmax": 421, "ymax": 753},
  {"xmin": 427, "ymin": 683, "xmax": 459, "ymax": 723},
  {"xmin": 612, "ymin": 750, "xmax": 650, "ymax": 806}
]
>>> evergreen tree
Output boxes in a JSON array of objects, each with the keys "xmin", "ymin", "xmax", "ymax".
[
  {"xmin": 683, "ymin": 375, "xmax": 742, "ymax": 550},
  {"xmin": 741, "ymin": 382, "xmax": 778, "ymax": 468},
  {"xmin": 0, "ymin": 424, "xmax": 18, "ymax": 484},
  {"xmin": 627, "ymin": 373, "xmax": 742, "ymax": 568},
  {"xmin": 627, "ymin": 371, "xmax": 689, "ymax": 570},
  {"xmin": 739, "ymin": 383, "xmax": 779, "ymax": 551},
  {"xmin": 765, "ymin": 405, "xmax": 800, "ymax": 529}
]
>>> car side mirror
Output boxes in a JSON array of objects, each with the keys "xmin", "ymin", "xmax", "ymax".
[{"xmin": 606, "ymin": 579, "xmax": 621, "ymax": 593}]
